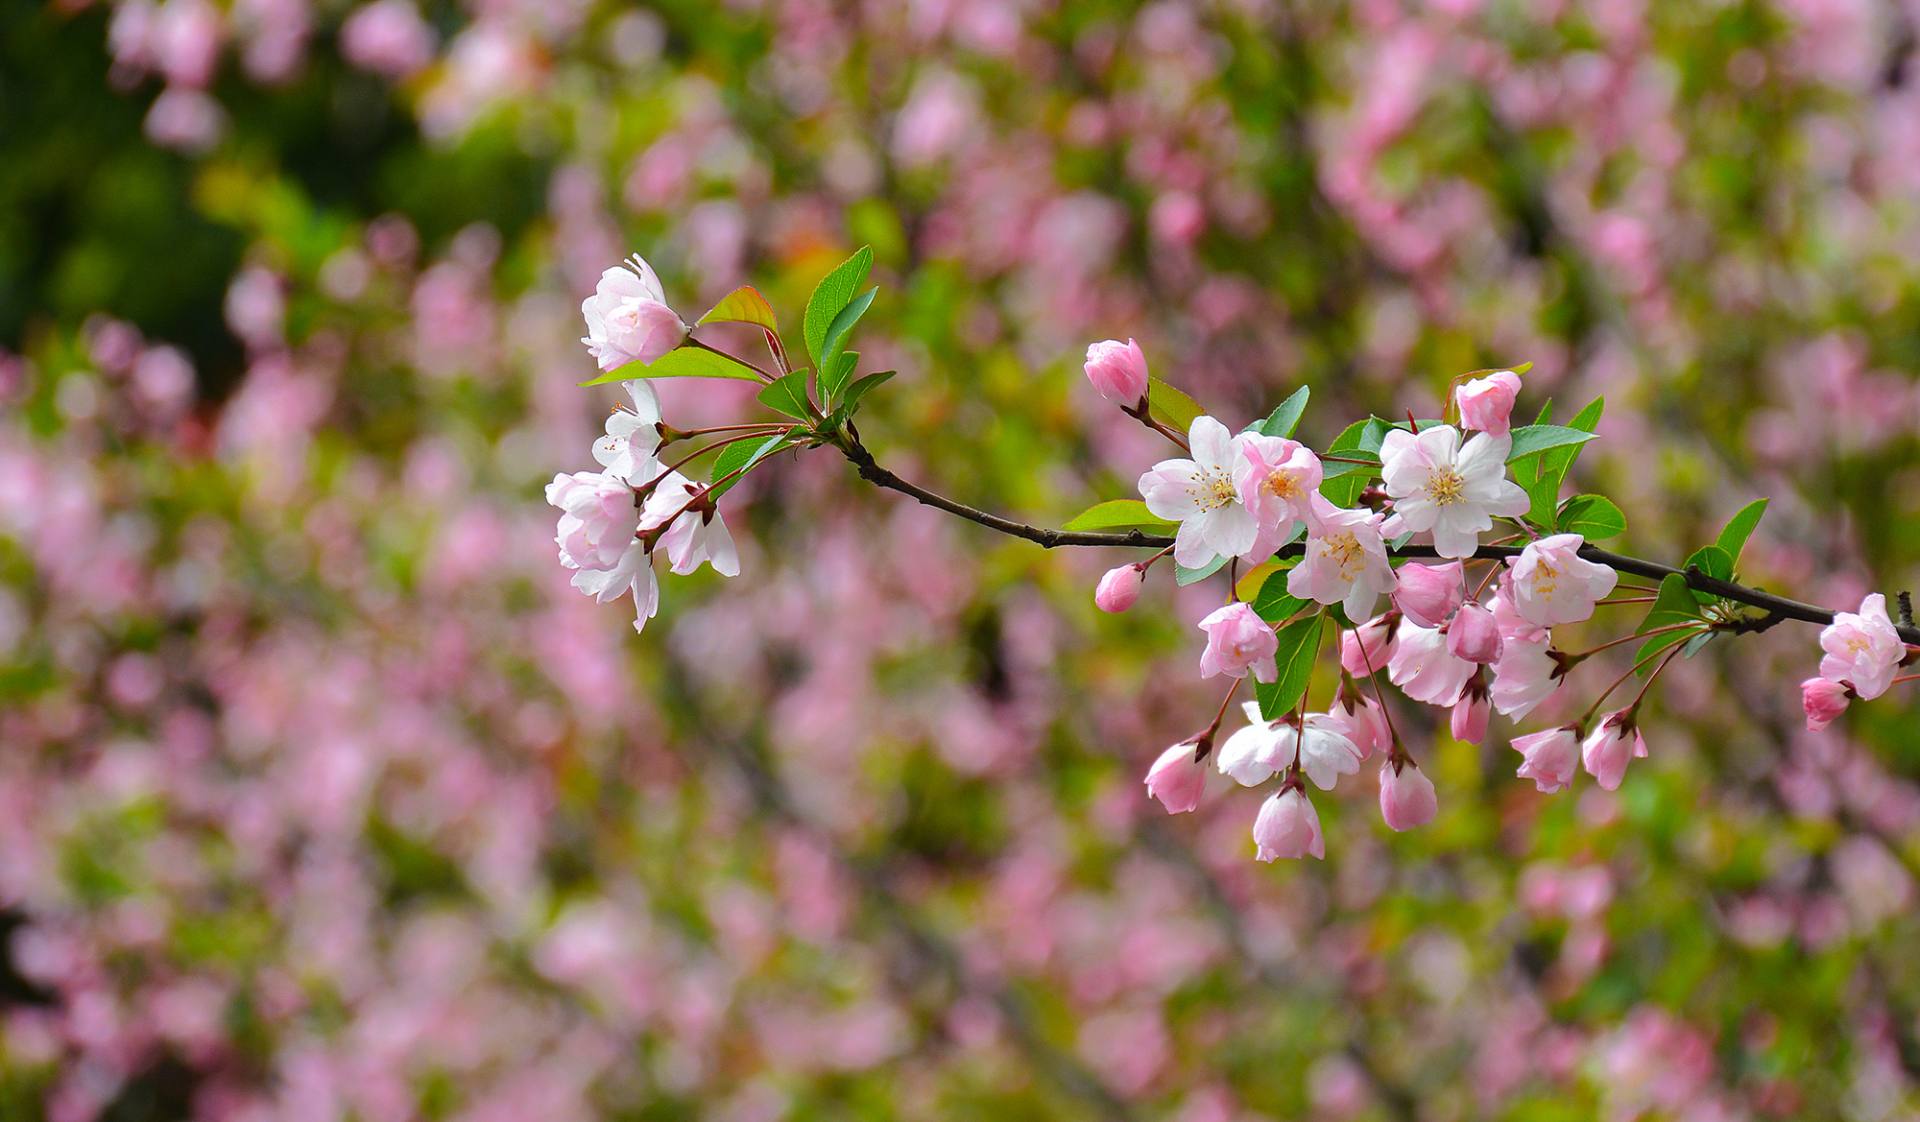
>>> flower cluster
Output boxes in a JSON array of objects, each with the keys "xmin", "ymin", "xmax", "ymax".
[{"xmin": 1800, "ymin": 593, "xmax": 1916, "ymax": 729}]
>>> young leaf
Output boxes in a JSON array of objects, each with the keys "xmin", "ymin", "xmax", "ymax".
[
  {"xmin": 1683, "ymin": 544, "xmax": 1735, "ymax": 605},
  {"xmin": 1556, "ymin": 494, "xmax": 1626, "ymax": 539},
  {"xmin": 818, "ymin": 286, "xmax": 878, "ymax": 385},
  {"xmin": 803, "ymin": 246, "xmax": 874, "ymax": 367},
  {"xmin": 1256, "ymin": 613, "xmax": 1327, "ymax": 721},
  {"xmin": 580, "ymin": 346, "xmax": 763, "ymax": 385},
  {"xmin": 696, "ymin": 285, "xmax": 778, "ymax": 331},
  {"xmin": 709, "ymin": 433, "xmax": 791, "ymax": 499},
  {"xmin": 757, "ymin": 371, "xmax": 814, "ymax": 420},
  {"xmin": 1638, "ymin": 573, "xmax": 1703, "ymax": 632},
  {"xmin": 1714, "ymin": 498, "xmax": 1769, "ymax": 565},
  {"xmin": 820, "ymin": 350, "xmax": 861, "ymax": 404},
  {"xmin": 1147, "ymin": 378, "xmax": 1203, "ymax": 435},
  {"xmin": 837, "ymin": 370, "xmax": 896, "ymax": 414},
  {"xmin": 1175, "ymin": 555, "xmax": 1229, "ymax": 585},
  {"xmin": 1061, "ymin": 499, "xmax": 1176, "ymax": 533},
  {"xmin": 1253, "ymin": 387, "xmax": 1311, "ymax": 439},
  {"xmin": 1505, "ymin": 423, "xmax": 1598, "ymax": 463}
]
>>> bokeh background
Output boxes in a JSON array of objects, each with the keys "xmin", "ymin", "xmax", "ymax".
[{"xmin": 6, "ymin": 0, "xmax": 1920, "ymax": 1118}]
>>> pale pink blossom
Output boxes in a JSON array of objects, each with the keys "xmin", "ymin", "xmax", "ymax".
[
  {"xmin": 1801, "ymin": 677, "xmax": 1851, "ymax": 731},
  {"xmin": 1253, "ymin": 787, "xmax": 1324, "ymax": 861},
  {"xmin": 1236, "ymin": 434, "xmax": 1323, "ymax": 542},
  {"xmin": 581, "ymin": 255, "xmax": 687, "ymax": 371},
  {"xmin": 1379, "ymin": 425, "xmax": 1529, "ymax": 558},
  {"xmin": 1817, "ymin": 592, "xmax": 1904, "ymax": 699},
  {"xmin": 341, "ymin": 0, "xmax": 435, "ymax": 78},
  {"xmin": 1490, "ymin": 629, "xmax": 1560, "ymax": 719},
  {"xmin": 1144, "ymin": 741, "xmax": 1206, "ymax": 814},
  {"xmin": 1392, "ymin": 561, "xmax": 1464, "ymax": 628},
  {"xmin": 547, "ymin": 470, "xmax": 641, "ymax": 572},
  {"xmin": 1581, "ymin": 711, "xmax": 1647, "ymax": 791},
  {"xmin": 1379, "ymin": 760, "xmax": 1438, "ymax": 830},
  {"xmin": 1386, "ymin": 621, "xmax": 1476, "ymax": 705},
  {"xmin": 1513, "ymin": 728, "xmax": 1579, "ymax": 793},
  {"xmin": 1451, "ymin": 675, "xmax": 1490, "ymax": 743},
  {"xmin": 1505, "ymin": 534, "xmax": 1618, "ymax": 627},
  {"xmin": 1446, "ymin": 601, "xmax": 1503, "ymax": 664},
  {"xmin": 1197, "ymin": 601, "xmax": 1277, "ymax": 682},
  {"xmin": 642, "ymin": 473, "xmax": 739, "ymax": 577},
  {"xmin": 1286, "ymin": 497, "xmax": 1397, "ymax": 621},
  {"xmin": 1094, "ymin": 564, "xmax": 1145, "ymax": 613},
  {"xmin": 1139, "ymin": 417, "xmax": 1259, "ymax": 568},
  {"xmin": 1215, "ymin": 703, "xmax": 1287, "ymax": 786},
  {"xmin": 592, "ymin": 381, "xmax": 663, "ymax": 481},
  {"xmin": 1491, "ymin": 577, "xmax": 1550, "ymax": 643},
  {"xmin": 1083, "ymin": 338, "xmax": 1149, "ymax": 407},
  {"xmin": 1294, "ymin": 714, "xmax": 1363, "ymax": 790},
  {"xmin": 1455, "ymin": 369, "xmax": 1522, "ymax": 436},
  {"xmin": 1324, "ymin": 687, "xmax": 1391, "ymax": 760},
  {"xmin": 1341, "ymin": 614, "xmax": 1400, "ymax": 677}
]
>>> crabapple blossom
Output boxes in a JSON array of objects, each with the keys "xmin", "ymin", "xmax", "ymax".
[
  {"xmin": 1817, "ymin": 592, "xmax": 1904, "ymax": 699},
  {"xmin": 1236, "ymin": 434, "xmax": 1322, "ymax": 544},
  {"xmin": 1283, "ymin": 495, "xmax": 1396, "ymax": 621},
  {"xmin": 1083, "ymin": 338, "xmax": 1149, "ymax": 406},
  {"xmin": 1379, "ymin": 425, "xmax": 1529, "ymax": 559},
  {"xmin": 1392, "ymin": 561, "xmax": 1464, "ymax": 629},
  {"xmin": 1505, "ymin": 534, "xmax": 1618, "ymax": 627},
  {"xmin": 593, "ymin": 380, "xmax": 663, "ymax": 481},
  {"xmin": 547, "ymin": 470, "xmax": 641, "ymax": 571},
  {"xmin": 1491, "ymin": 578, "xmax": 1550, "ymax": 644},
  {"xmin": 1455, "ymin": 369, "xmax": 1522, "ymax": 436},
  {"xmin": 1379, "ymin": 760, "xmax": 1438, "ymax": 830},
  {"xmin": 1490, "ymin": 631, "xmax": 1560, "ymax": 719},
  {"xmin": 1581, "ymin": 711, "xmax": 1647, "ymax": 791},
  {"xmin": 581, "ymin": 254, "xmax": 687, "ymax": 371},
  {"xmin": 1094, "ymin": 564, "xmax": 1145, "ymax": 612},
  {"xmin": 569, "ymin": 542, "xmax": 660, "ymax": 635},
  {"xmin": 1446, "ymin": 601, "xmax": 1503, "ymax": 664},
  {"xmin": 1801, "ymin": 677, "xmax": 1852, "ymax": 731},
  {"xmin": 1144, "ymin": 740, "xmax": 1207, "ymax": 814},
  {"xmin": 1252, "ymin": 787, "xmax": 1324, "ymax": 861},
  {"xmin": 1325, "ymin": 686, "xmax": 1391, "ymax": 759},
  {"xmin": 1512, "ymin": 728, "xmax": 1580, "ymax": 793},
  {"xmin": 1215, "ymin": 703, "xmax": 1287, "ymax": 786},
  {"xmin": 1451, "ymin": 674, "xmax": 1490, "ymax": 744},
  {"xmin": 641, "ymin": 473, "xmax": 739, "ymax": 577},
  {"xmin": 1139, "ymin": 416, "xmax": 1260, "ymax": 568},
  {"xmin": 1294, "ymin": 713, "xmax": 1363, "ymax": 790},
  {"xmin": 1386, "ymin": 621, "xmax": 1476, "ymax": 705},
  {"xmin": 1197, "ymin": 601, "xmax": 1277, "ymax": 682},
  {"xmin": 1341, "ymin": 614, "xmax": 1399, "ymax": 677}
]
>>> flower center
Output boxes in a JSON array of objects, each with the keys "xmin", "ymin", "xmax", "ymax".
[
  {"xmin": 1426, "ymin": 467, "xmax": 1466, "ymax": 505},
  {"xmin": 1190, "ymin": 467, "xmax": 1239, "ymax": 511},
  {"xmin": 1326, "ymin": 531, "xmax": 1363, "ymax": 578},
  {"xmin": 1263, "ymin": 473, "xmax": 1300, "ymax": 502}
]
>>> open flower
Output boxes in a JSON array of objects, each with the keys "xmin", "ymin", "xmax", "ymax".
[
  {"xmin": 1139, "ymin": 416, "xmax": 1260, "ymax": 568},
  {"xmin": 1216, "ymin": 703, "xmax": 1288, "ymax": 786},
  {"xmin": 1379, "ymin": 425, "xmax": 1529, "ymax": 558},
  {"xmin": 1581, "ymin": 710, "xmax": 1647, "ymax": 791},
  {"xmin": 1387, "ymin": 621, "xmax": 1477, "ymax": 705},
  {"xmin": 1236, "ymin": 433, "xmax": 1322, "ymax": 544},
  {"xmin": 581, "ymin": 254, "xmax": 687, "ymax": 371},
  {"xmin": 1817, "ymin": 592, "xmax": 1904, "ymax": 699},
  {"xmin": 1144, "ymin": 740, "xmax": 1207, "ymax": 813},
  {"xmin": 568, "ymin": 544, "xmax": 660, "ymax": 635},
  {"xmin": 1490, "ymin": 630, "xmax": 1560, "ymax": 719},
  {"xmin": 1512, "ymin": 727, "xmax": 1579, "ymax": 793},
  {"xmin": 1197, "ymin": 602, "xmax": 1277, "ymax": 682},
  {"xmin": 548, "ymin": 470, "xmax": 641, "ymax": 572},
  {"xmin": 641, "ymin": 472, "xmax": 740, "ymax": 577},
  {"xmin": 593, "ymin": 380, "xmax": 663, "ymax": 481},
  {"xmin": 1253, "ymin": 787, "xmax": 1324, "ymax": 861},
  {"xmin": 1286, "ymin": 495, "xmax": 1398, "ymax": 621},
  {"xmin": 1505, "ymin": 534, "xmax": 1618, "ymax": 627}
]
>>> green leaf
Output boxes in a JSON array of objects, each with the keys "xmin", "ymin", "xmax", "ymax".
[
  {"xmin": 818, "ymin": 287, "xmax": 878, "ymax": 394},
  {"xmin": 1236, "ymin": 560, "xmax": 1286, "ymax": 602},
  {"xmin": 1638, "ymin": 573, "xmax": 1703, "ymax": 632},
  {"xmin": 1256, "ymin": 613, "xmax": 1327, "ymax": 721},
  {"xmin": 1061, "ymin": 499, "xmax": 1176, "ymax": 533},
  {"xmin": 1506, "ymin": 423, "xmax": 1599, "ymax": 463},
  {"xmin": 1520, "ymin": 397, "xmax": 1603, "ymax": 526},
  {"xmin": 1319, "ymin": 419, "xmax": 1381, "ymax": 506},
  {"xmin": 1253, "ymin": 387, "xmax": 1311, "ymax": 439},
  {"xmin": 1714, "ymin": 498, "xmax": 1769, "ymax": 565},
  {"xmin": 1175, "ymin": 555, "xmax": 1229, "ymax": 585},
  {"xmin": 1683, "ymin": 544, "xmax": 1735, "ymax": 605},
  {"xmin": 580, "ymin": 346, "xmax": 763, "ymax": 385},
  {"xmin": 1147, "ymin": 378, "xmax": 1203, "ymax": 435},
  {"xmin": 1556, "ymin": 494, "xmax": 1626, "ymax": 539},
  {"xmin": 803, "ymin": 246, "xmax": 874, "ymax": 367},
  {"xmin": 1251, "ymin": 566, "xmax": 1309, "ymax": 624},
  {"xmin": 840, "ymin": 370, "xmax": 895, "ymax": 411},
  {"xmin": 820, "ymin": 351, "xmax": 861, "ymax": 405},
  {"xmin": 1683, "ymin": 631, "xmax": 1717, "ymax": 658},
  {"xmin": 756, "ymin": 371, "xmax": 814, "ymax": 420},
  {"xmin": 709, "ymin": 434, "xmax": 791, "ymax": 499},
  {"xmin": 696, "ymin": 285, "xmax": 778, "ymax": 331}
]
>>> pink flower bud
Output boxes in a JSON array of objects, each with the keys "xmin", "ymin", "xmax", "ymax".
[
  {"xmin": 1252, "ymin": 787, "xmax": 1324, "ymax": 861},
  {"xmin": 1326, "ymin": 687, "xmax": 1391, "ymax": 760},
  {"xmin": 1144, "ymin": 740, "xmax": 1207, "ymax": 814},
  {"xmin": 1580, "ymin": 711, "xmax": 1646, "ymax": 791},
  {"xmin": 1095, "ymin": 564, "xmax": 1145, "ymax": 613},
  {"xmin": 1341, "ymin": 613, "xmax": 1400, "ymax": 677},
  {"xmin": 1512, "ymin": 727, "xmax": 1579, "ymax": 793},
  {"xmin": 1456, "ymin": 369, "xmax": 1522, "ymax": 436},
  {"xmin": 1446, "ymin": 602, "xmax": 1503, "ymax": 664},
  {"xmin": 1392, "ymin": 562, "xmax": 1464, "ymax": 629},
  {"xmin": 1801, "ymin": 677, "xmax": 1851, "ymax": 731},
  {"xmin": 1198, "ymin": 602, "xmax": 1278, "ymax": 683},
  {"xmin": 1083, "ymin": 338, "xmax": 1149, "ymax": 407},
  {"xmin": 1379, "ymin": 760, "xmax": 1438, "ymax": 831},
  {"xmin": 1450, "ymin": 680, "xmax": 1490, "ymax": 744}
]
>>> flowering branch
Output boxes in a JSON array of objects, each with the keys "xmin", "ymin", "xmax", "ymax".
[{"xmin": 553, "ymin": 248, "xmax": 1920, "ymax": 864}]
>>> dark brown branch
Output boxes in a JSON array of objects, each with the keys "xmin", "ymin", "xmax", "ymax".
[{"xmin": 835, "ymin": 439, "xmax": 1920, "ymax": 645}]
